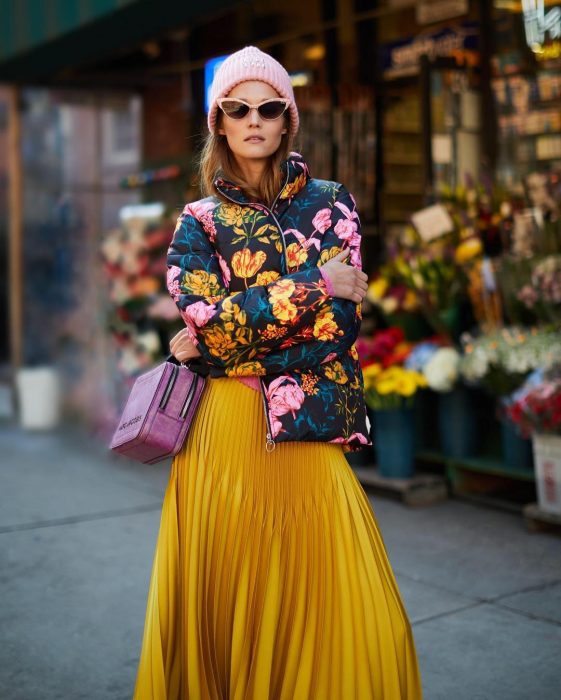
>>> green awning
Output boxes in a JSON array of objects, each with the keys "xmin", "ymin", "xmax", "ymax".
[{"xmin": 0, "ymin": 0, "xmax": 241, "ymax": 83}]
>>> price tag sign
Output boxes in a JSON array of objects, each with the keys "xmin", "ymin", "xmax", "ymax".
[{"xmin": 411, "ymin": 204, "xmax": 455, "ymax": 242}]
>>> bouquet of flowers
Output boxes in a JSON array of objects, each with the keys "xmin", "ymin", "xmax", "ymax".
[
  {"xmin": 101, "ymin": 204, "xmax": 180, "ymax": 375},
  {"xmin": 360, "ymin": 327, "xmax": 427, "ymax": 410},
  {"xmin": 459, "ymin": 326, "xmax": 561, "ymax": 396},
  {"xmin": 403, "ymin": 340, "xmax": 461, "ymax": 392},
  {"xmin": 517, "ymin": 255, "xmax": 561, "ymax": 323},
  {"xmin": 356, "ymin": 327, "xmax": 413, "ymax": 369},
  {"xmin": 366, "ymin": 268, "xmax": 420, "ymax": 316},
  {"xmin": 363, "ymin": 364, "xmax": 427, "ymax": 411},
  {"xmin": 506, "ymin": 373, "xmax": 561, "ymax": 437}
]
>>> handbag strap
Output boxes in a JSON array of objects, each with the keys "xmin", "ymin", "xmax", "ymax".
[{"xmin": 166, "ymin": 353, "xmax": 210, "ymax": 378}]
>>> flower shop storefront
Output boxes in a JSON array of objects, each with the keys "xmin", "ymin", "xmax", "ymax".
[{"xmin": 357, "ymin": 169, "xmax": 561, "ymax": 524}]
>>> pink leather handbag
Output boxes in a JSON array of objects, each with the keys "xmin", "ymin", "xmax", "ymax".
[{"xmin": 110, "ymin": 356, "xmax": 208, "ymax": 464}]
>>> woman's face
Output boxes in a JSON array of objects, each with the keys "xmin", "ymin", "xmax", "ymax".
[{"xmin": 217, "ymin": 80, "xmax": 288, "ymax": 163}]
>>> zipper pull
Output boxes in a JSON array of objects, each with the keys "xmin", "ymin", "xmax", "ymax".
[{"xmin": 265, "ymin": 434, "xmax": 276, "ymax": 452}]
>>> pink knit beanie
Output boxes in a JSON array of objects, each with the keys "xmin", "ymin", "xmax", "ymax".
[{"xmin": 207, "ymin": 46, "xmax": 299, "ymax": 137}]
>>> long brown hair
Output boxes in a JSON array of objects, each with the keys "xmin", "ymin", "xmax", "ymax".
[{"xmin": 199, "ymin": 111, "xmax": 295, "ymax": 207}]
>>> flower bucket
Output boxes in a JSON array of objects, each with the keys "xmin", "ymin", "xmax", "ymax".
[
  {"xmin": 532, "ymin": 434, "xmax": 561, "ymax": 515},
  {"xmin": 16, "ymin": 366, "xmax": 61, "ymax": 430},
  {"xmin": 438, "ymin": 385, "xmax": 479, "ymax": 458},
  {"xmin": 500, "ymin": 418, "xmax": 534, "ymax": 471},
  {"xmin": 372, "ymin": 407, "xmax": 415, "ymax": 479}
]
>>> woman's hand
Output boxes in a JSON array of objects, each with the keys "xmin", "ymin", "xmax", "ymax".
[
  {"xmin": 320, "ymin": 249, "xmax": 369, "ymax": 303},
  {"xmin": 169, "ymin": 328, "xmax": 202, "ymax": 363}
]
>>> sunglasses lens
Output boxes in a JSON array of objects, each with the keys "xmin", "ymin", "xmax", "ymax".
[
  {"xmin": 258, "ymin": 101, "xmax": 287, "ymax": 119},
  {"xmin": 220, "ymin": 100, "xmax": 250, "ymax": 119}
]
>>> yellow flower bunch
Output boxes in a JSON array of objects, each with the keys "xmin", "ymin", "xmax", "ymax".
[{"xmin": 363, "ymin": 363, "xmax": 427, "ymax": 410}]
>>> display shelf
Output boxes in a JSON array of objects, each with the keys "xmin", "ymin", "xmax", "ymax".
[{"xmin": 416, "ymin": 449, "xmax": 535, "ymax": 481}]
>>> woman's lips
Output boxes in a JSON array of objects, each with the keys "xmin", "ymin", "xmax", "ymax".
[{"xmin": 244, "ymin": 136, "xmax": 265, "ymax": 142}]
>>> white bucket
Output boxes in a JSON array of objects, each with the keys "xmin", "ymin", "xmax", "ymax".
[
  {"xmin": 532, "ymin": 433, "xmax": 561, "ymax": 515},
  {"xmin": 16, "ymin": 367, "xmax": 61, "ymax": 430}
]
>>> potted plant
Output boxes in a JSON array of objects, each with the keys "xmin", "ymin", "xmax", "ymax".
[
  {"xmin": 460, "ymin": 327, "xmax": 561, "ymax": 469},
  {"xmin": 506, "ymin": 372, "xmax": 561, "ymax": 513},
  {"xmin": 362, "ymin": 335, "xmax": 427, "ymax": 479}
]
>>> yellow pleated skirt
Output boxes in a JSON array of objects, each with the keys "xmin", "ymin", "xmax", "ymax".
[{"xmin": 133, "ymin": 377, "xmax": 423, "ymax": 699}]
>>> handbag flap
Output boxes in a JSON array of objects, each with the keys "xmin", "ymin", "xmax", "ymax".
[{"xmin": 110, "ymin": 363, "xmax": 170, "ymax": 449}]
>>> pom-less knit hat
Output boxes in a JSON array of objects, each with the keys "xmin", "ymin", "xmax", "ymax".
[{"xmin": 207, "ymin": 46, "xmax": 299, "ymax": 137}]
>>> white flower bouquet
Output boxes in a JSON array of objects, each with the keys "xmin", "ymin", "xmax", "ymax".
[{"xmin": 459, "ymin": 326, "xmax": 561, "ymax": 396}]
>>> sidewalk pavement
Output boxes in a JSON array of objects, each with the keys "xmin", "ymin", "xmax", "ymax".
[{"xmin": 1, "ymin": 422, "xmax": 560, "ymax": 700}]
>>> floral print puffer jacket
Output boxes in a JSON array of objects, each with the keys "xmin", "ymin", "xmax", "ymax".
[{"xmin": 167, "ymin": 152, "xmax": 371, "ymax": 452}]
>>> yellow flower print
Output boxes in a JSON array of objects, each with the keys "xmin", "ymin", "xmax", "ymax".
[
  {"xmin": 319, "ymin": 246, "xmax": 342, "ymax": 265},
  {"xmin": 280, "ymin": 173, "xmax": 307, "ymax": 199},
  {"xmin": 182, "ymin": 270, "xmax": 223, "ymax": 297},
  {"xmin": 220, "ymin": 298, "xmax": 247, "ymax": 326},
  {"xmin": 215, "ymin": 204, "xmax": 253, "ymax": 227},
  {"xmin": 300, "ymin": 371, "xmax": 320, "ymax": 395},
  {"xmin": 286, "ymin": 242, "xmax": 308, "ymax": 269},
  {"xmin": 231, "ymin": 249, "xmax": 267, "ymax": 278},
  {"xmin": 268, "ymin": 278, "xmax": 296, "ymax": 302},
  {"xmin": 350, "ymin": 344, "xmax": 359, "ymax": 361},
  {"xmin": 313, "ymin": 307, "xmax": 339, "ymax": 341},
  {"xmin": 225, "ymin": 361, "xmax": 266, "ymax": 377},
  {"xmin": 271, "ymin": 297, "xmax": 298, "ymax": 323},
  {"xmin": 255, "ymin": 270, "xmax": 281, "ymax": 285},
  {"xmin": 324, "ymin": 361, "xmax": 348, "ymax": 384},
  {"xmin": 260, "ymin": 324, "xmax": 288, "ymax": 341},
  {"xmin": 199, "ymin": 326, "xmax": 238, "ymax": 361}
]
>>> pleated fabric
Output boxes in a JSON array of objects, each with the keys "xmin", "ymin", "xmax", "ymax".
[{"xmin": 133, "ymin": 377, "xmax": 423, "ymax": 699}]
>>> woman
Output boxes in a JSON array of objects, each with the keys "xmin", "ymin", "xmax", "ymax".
[{"xmin": 133, "ymin": 46, "xmax": 423, "ymax": 699}]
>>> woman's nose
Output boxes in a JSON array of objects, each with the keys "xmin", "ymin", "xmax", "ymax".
[{"xmin": 248, "ymin": 108, "xmax": 261, "ymax": 126}]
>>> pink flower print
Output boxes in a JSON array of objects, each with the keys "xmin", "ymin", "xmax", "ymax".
[
  {"xmin": 269, "ymin": 412, "xmax": 284, "ymax": 438},
  {"xmin": 348, "ymin": 432, "xmax": 369, "ymax": 445},
  {"xmin": 184, "ymin": 200, "xmax": 216, "ymax": 220},
  {"xmin": 200, "ymin": 213, "xmax": 217, "ymax": 243},
  {"xmin": 312, "ymin": 208, "xmax": 332, "ymax": 233},
  {"xmin": 266, "ymin": 376, "xmax": 305, "ymax": 419},
  {"xmin": 178, "ymin": 311, "xmax": 198, "ymax": 342},
  {"xmin": 350, "ymin": 244, "xmax": 362, "ymax": 268},
  {"xmin": 334, "ymin": 199, "xmax": 358, "ymax": 221},
  {"xmin": 320, "ymin": 352, "xmax": 338, "ymax": 364},
  {"xmin": 285, "ymin": 229, "xmax": 320, "ymax": 252},
  {"xmin": 184, "ymin": 301, "xmax": 217, "ymax": 328},
  {"xmin": 167, "ymin": 266, "xmax": 182, "ymax": 301},
  {"xmin": 217, "ymin": 253, "xmax": 231, "ymax": 286},
  {"xmin": 334, "ymin": 218, "xmax": 358, "ymax": 241}
]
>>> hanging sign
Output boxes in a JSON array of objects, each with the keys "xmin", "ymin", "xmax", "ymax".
[
  {"xmin": 416, "ymin": 0, "xmax": 469, "ymax": 26},
  {"xmin": 380, "ymin": 22, "xmax": 479, "ymax": 79}
]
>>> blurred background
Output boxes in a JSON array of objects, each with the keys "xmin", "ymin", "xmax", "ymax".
[{"xmin": 1, "ymin": 2, "xmax": 561, "ymax": 699}]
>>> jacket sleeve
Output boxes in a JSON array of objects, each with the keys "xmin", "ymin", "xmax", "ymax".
[
  {"xmin": 313, "ymin": 184, "xmax": 363, "ymax": 347},
  {"xmin": 167, "ymin": 204, "xmax": 332, "ymax": 372},
  {"xmin": 237, "ymin": 185, "xmax": 364, "ymax": 376}
]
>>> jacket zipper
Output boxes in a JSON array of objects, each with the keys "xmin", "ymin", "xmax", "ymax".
[{"xmin": 216, "ymin": 175, "xmax": 290, "ymax": 452}]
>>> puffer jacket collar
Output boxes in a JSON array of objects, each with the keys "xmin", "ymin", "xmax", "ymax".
[{"xmin": 213, "ymin": 151, "xmax": 311, "ymax": 208}]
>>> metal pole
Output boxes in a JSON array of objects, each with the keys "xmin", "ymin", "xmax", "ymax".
[{"xmin": 7, "ymin": 85, "xmax": 23, "ymax": 370}]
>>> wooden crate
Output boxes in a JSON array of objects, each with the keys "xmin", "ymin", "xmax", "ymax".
[
  {"xmin": 352, "ymin": 466, "xmax": 448, "ymax": 507},
  {"xmin": 523, "ymin": 503, "xmax": 561, "ymax": 535}
]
